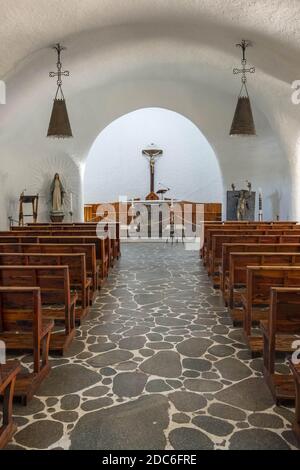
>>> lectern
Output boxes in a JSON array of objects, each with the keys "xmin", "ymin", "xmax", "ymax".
[{"xmin": 18, "ymin": 192, "xmax": 39, "ymax": 225}]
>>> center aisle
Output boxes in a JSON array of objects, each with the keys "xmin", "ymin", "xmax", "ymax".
[{"xmin": 8, "ymin": 244, "xmax": 299, "ymax": 450}]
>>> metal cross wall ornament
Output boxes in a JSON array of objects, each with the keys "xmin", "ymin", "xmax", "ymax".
[
  {"xmin": 49, "ymin": 43, "xmax": 70, "ymax": 92},
  {"xmin": 230, "ymin": 39, "xmax": 256, "ymax": 136},
  {"xmin": 233, "ymin": 40, "xmax": 255, "ymax": 85},
  {"xmin": 47, "ymin": 43, "xmax": 73, "ymax": 138}
]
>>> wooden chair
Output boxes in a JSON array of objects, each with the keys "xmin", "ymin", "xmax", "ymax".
[
  {"xmin": 0, "ymin": 266, "xmax": 77, "ymax": 354},
  {"xmin": 0, "ymin": 360, "xmax": 21, "ymax": 449},
  {"xmin": 289, "ymin": 360, "xmax": 300, "ymax": 444},
  {"xmin": 0, "ymin": 287, "xmax": 53, "ymax": 404},
  {"xmin": 241, "ymin": 266, "xmax": 300, "ymax": 353},
  {"xmin": 260, "ymin": 287, "xmax": 300, "ymax": 403}
]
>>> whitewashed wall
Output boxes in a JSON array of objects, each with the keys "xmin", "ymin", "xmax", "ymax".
[{"xmin": 84, "ymin": 108, "xmax": 223, "ymax": 204}]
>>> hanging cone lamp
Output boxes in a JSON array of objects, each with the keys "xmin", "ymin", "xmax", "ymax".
[
  {"xmin": 47, "ymin": 43, "xmax": 73, "ymax": 138},
  {"xmin": 230, "ymin": 39, "xmax": 256, "ymax": 136}
]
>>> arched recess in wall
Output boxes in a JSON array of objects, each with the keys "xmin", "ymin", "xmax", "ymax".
[{"xmin": 84, "ymin": 107, "xmax": 224, "ymax": 206}]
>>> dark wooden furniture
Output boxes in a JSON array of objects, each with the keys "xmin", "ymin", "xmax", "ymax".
[
  {"xmin": 260, "ymin": 287, "xmax": 300, "ymax": 402},
  {"xmin": 0, "ymin": 243, "xmax": 99, "ymax": 293},
  {"xmin": 220, "ymin": 243, "xmax": 300, "ymax": 293},
  {"xmin": 0, "ymin": 287, "xmax": 53, "ymax": 404},
  {"xmin": 226, "ymin": 252, "xmax": 300, "ymax": 312},
  {"xmin": 0, "ymin": 235, "xmax": 110, "ymax": 280},
  {"xmin": 18, "ymin": 194, "xmax": 39, "ymax": 225},
  {"xmin": 241, "ymin": 266, "xmax": 300, "ymax": 353},
  {"xmin": 0, "ymin": 266, "xmax": 76, "ymax": 354},
  {"xmin": 0, "ymin": 253, "xmax": 89, "ymax": 322},
  {"xmin": 0, "ymin": 360, "xmax": 20, "ymax": 449}
]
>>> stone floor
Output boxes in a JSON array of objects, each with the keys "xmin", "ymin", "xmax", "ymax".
[{"xmin": 5, "ymin": 243, "xmax": 300, "ymax": 450}]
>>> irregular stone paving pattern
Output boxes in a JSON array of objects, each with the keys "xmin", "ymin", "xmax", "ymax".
[{"xmin": 4, "ymin": 243, "xmax": 300, "ymax": 450}]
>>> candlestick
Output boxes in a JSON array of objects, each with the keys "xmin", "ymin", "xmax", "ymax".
[{"xmin": 70, "ymin": 192, "xmax": 73, "ymax": 212}]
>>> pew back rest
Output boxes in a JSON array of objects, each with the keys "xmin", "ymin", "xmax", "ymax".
[
  {"xmin": 0, "ymin": 286, "xmax": 42, "ymax": 333},
  {"xmin": 0, "ymin": 253, "xmax": 86, "ymax": 286},
  {"xmin": 0, "ymin": 243, "xmax": 96, "ymax": 276},
  {"xmin": 230, "ymin": 252, "xmax": 300, "ymax": 285},
  {"xmin": 0, "ymin": 265, "xmax": 70, "ymax": 308},
  {"xmin": 222, "ymin": 243, "xmax": 300, "ymax": 277},
  {"xmin": 247, "ymin": 266, "xmax": 300, "ymax": 304},
  {"xmin": 269, "ymin": 287, "xmax": 300, "ymax": 334}
]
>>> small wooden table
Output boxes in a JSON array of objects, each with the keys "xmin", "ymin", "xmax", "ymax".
[
  {"xmin": 0, "ymin": 360, "xmax": 20, "ymax": 449},
  {"xmin": 290, "ymin": 360, "xmax": 300, "ymax": 445}
]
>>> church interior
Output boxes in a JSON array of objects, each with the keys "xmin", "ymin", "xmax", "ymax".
[{"xmin": 1, "ymin": 0, "xmax": 300, "ymax": 452}]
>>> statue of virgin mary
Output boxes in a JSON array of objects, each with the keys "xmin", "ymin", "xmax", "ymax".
[{"xmin": 50, "ymin": 173, "xmax": 65, "ymax": 212}]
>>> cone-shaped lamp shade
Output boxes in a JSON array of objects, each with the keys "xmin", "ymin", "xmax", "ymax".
[
  {"xmin": 230, "ymin": 96, "xmax": 256, "ymax": 136},
  {"xmin": 47, "ymin": 98, "xmax": 73, "ymax": 138}
]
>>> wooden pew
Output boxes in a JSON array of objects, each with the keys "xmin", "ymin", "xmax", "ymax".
[
  {"xmin": 226, "ymin": 252, "xmax": 300, "ymax": 311},
  {"xmin": 289, "ymin": 360, "xmax": 300, "ymax": 444},
  {"xmin": 0, "ymin": 360, "xmax": 21, "ymax": 449},
  {"xmin": 202, "ymin": 223, "xmax": 299, "ymax": 259},
  {"xmin": 0, "ymin": 243, "xmax": 99, "ymax": 293},
  {"xmin": 261, "ymin": 287, "xmax": 300, "ymax": 403},
  {"xmin": 0, "ymin": 266, "xmax": 77, "ymax": 353},
  {"xmin": 221, "ymin": 243, "xmax": 300, "ymax": 293},
  {"xmin": 0, "ymin": 236, "xmax": 110, "ymax": 279},
  {"xmin": 209, "ymin": 234, "xmax": 281, "ymax": 283},
  {"xmin": 12, "ymin": 222, "xmax": 121, "ymax": 260},
  {"xmin": 204, "ymin": 227, "xmax": 300, "ymax": 267},
  {"xmin": 0, "ymin": 253, "xmax": 89, "ymax": 322},
  {"xmin": 209, "ymin": 233, "xmax": 300, "ymax": 284},
  {"xmin": 241, "ymin": 266, "xmax": 300, "ymax": 353},
  {"xmin": 0, "ymin": 287, "xmax": 53, "ymax": 404}
]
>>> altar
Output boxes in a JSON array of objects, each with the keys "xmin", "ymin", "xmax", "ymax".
[
  {"xmin": 84, "ymin": 200, "xmax": 222, "ymax": 241},
  {"xmin": 84, "ymin": 143, "xmax": 221, "ymax": 239}
]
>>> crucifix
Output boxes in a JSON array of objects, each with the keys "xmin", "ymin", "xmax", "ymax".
[{"xmin": 142, "ymin": 145, "xmax": 163, "ymax": 199}]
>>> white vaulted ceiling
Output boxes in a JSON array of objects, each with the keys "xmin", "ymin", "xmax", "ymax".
[
  {"xmin": 0, "ymin": 0, "xmax": 300, "ymax": 225},
  {"xmin": 1, "ymin": 0, "xmax": 300, "ymax": 82}
]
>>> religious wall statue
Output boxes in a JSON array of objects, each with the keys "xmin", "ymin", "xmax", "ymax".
[
  {"xmin": 50, "ymin": 173, "xmax": 65, "ymax": 222},
  {"xmin": 236, "ymin": 189, "xmax": 252, "ymax": 221},
  {"xmin": 226, "ymin": 181, "xmax": 256, "ymax": 221}
]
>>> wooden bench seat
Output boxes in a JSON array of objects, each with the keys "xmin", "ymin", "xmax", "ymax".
[
  {"xmin": 0, "ymin": 360, "xmax": 21, "ymax": 449},
  {"xmin": 226, "ymin": 252, "xmax": 300, "ymax": 312},
  {"xmin": 0, "ymin": 287, "xmax": 53, "ymax": 404},
  {"xmin": 16, "ymin": 222, "xmax": 122, "ymax": 262},
  {"xmin": 0, "ymin": 252, "xmax": 90, "ymax": 321},
  {"xmin": 259, "ymin": 288, "xmax": 300, "ymax": 403},
  {"xmin": 0, "ymin": 243, "xmax": 99, "ymax": 294},
  {"xmin": 0, "ymin": 266, "xmax": 77, "ymax": 354},
  {"xmin": 205, "ymin": 228, "xmax": 300, "ymax": 269},
  {"xmin": 289, "ymin": 360, "xmax": 300, "ymax": 443},
  {"xmin": 0, "ymin": 235, "xmax": 110, "ymax": 281},
  {"xmin": 240, "ymin": 266, "xmax": 300, "ymax": 354},
  {"xmin": 220, "ymin": 243, "xmax": 300, "ymax": 293},
  {"xmin": 209, "ymin": 234, "xmax": 282, "ymax": 283}
]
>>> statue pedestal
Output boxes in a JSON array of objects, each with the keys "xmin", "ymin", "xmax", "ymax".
[{"xmin": 50, "ymin": 211, "xmax": 65, "ymax": 223}]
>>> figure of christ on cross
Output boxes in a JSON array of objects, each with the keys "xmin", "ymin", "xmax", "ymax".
[{"xmin": 142, "ymin": 146, "xmax": 163, "ymax": 198}]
